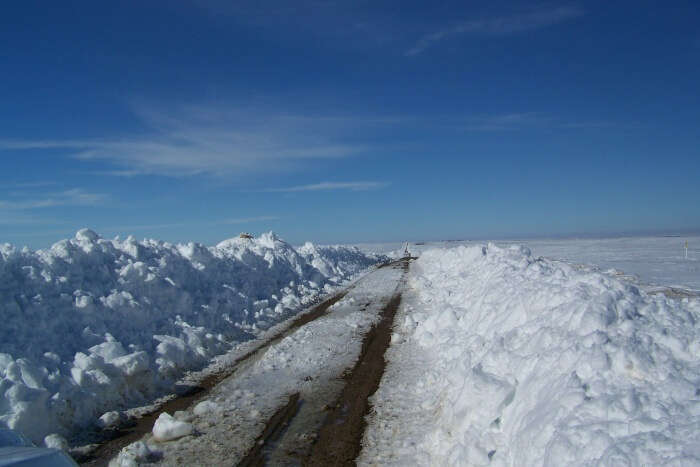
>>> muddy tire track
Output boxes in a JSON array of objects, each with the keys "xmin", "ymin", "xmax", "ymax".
[
  {"xmin": 305, "ymin": 259, "xmax": 409, "ymax": 466},
  {"xmin": 237, "ymin": 392, "xmax": 301, "ymax": 467}
]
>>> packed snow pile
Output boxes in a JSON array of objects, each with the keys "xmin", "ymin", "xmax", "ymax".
[
  {"xmin": 0, "ymin": 229, "xmax": 382, "ymax": 443},
  {"xmin": 151, "ymin": 412, "xmax": 193, "ymax": 442},
  {"xmin": 361, "ymin": 244, "xmax": 700, "ymax": 466},
  {"xmin": 297, "ymin": 242, "xmax": 382, "ymax": 279}
]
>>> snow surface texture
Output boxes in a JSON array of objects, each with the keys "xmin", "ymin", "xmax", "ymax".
[
  {"xmin": 360, "ymin": 244, "xmax": 700, "ymax": 466},
  {"xmin": 0, "ymin": 229, "xmax": 382, "ymax": 443},
  {"xmin": 109, "ymin": 440, "xmax": 160, "ymax": 467},
  {"xmin": 109, "ymin": 264, "xmax": 403, "ymax": 466},
  {"xmin": 358, "ymin": 235, "xmax": 700, "ymax": 292},
  {"xmin": 513, "ymin": 236, "xmax": 700, "ymax": 293}
]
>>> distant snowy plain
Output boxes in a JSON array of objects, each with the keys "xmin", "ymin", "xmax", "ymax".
[
  {"xmin": 0, "ymin": 230, "xmax": 384, "ymax": 445},
  {"xmin": 357, "ymin": 235, "xmax": 700, "ymax": 292}
]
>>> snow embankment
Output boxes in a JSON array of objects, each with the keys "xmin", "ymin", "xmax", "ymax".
[
  {"xmin": 0, "ymin": 229, "xmax": 382, "ymax": 443},
  {"xmin": 361, "ymin": 244, "xmax": 700, "ymax": 466}
]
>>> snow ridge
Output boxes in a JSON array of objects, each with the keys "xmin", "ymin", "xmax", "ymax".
[
  {"xmin": 0, "ymin": 229, "xmax": 382, "ymax": 443},
  {"xmin": 361, "ymin": 244, "xmax": 700, "ymax": 466}
]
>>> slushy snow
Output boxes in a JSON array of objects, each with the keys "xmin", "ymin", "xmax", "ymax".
[
  {"xmin": 360, "ymin": 244, "xmax": 700, "ymax": 465},
  {"xmin": 0, "ymin": 229, "xmax": 383, "ymax": 444}
]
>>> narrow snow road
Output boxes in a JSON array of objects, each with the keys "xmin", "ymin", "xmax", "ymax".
[{"xmin": 109, "ymin": 260, "xmax": 408, "ymax": 466}]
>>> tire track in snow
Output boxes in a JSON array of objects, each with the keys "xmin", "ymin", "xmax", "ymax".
[
  {"xmin": 304, "ymin": 259, "xmax": 410, "ymax": 465},
  {"xmin": 232, "ymin": 260, "xmax": 408, "ymax": 466},
  {"xmin": 79, "ymin": 289, "xmax": 350, "ymax": 466},
  {"xmin": 237, "ymin": 392, "xmax": 301, "ymax": 466}
]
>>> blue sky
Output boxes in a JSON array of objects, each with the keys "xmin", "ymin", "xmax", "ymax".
[{"xmin": 1, "ymin": 0, "xmax": 699, "ymax": 248}]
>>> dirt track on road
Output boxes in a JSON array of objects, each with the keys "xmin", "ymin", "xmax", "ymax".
[
  {"xmin": 81, "ymin": 259, "xmax": 411, "ymax": 466},
  {"xmin": 305, "ymin": 259, "xmax": 408, "ymax": 465},
  {"xmin": 236, "ymin": 258, "xmax": 411, "ymax": 466}
]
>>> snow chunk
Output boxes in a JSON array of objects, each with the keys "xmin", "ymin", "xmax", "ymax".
[
  {"xmin": 152, "ymin": 412, "xmax": 193, "ymax": 441},
  {"xmin": 75, "ymin": 228, "xmax": 99, "ymax": 243},
  {"xmin": 109, "ymin": 441, "xmax": 160, "ymax": 467},
  {"xmin": 43, "ymin": 433, "xmax": 69, "ymax": 451},
  {"xmin": 97, "ymin": 411, "xmax": 126, "ymax": 429}
]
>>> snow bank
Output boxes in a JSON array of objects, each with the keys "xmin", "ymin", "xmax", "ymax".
[
  {"xmin": 0, "ymin": 230, "xmax": 382, "ymax": 443},
  {"xmin": 361, "ymin": 244, "xmax": 700, "ymax": 466},
  {"xmin": 297, "ymin": 242, "xmax": 385, "ymax": 279}
]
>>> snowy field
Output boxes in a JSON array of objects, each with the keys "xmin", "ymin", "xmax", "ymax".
[
  {"xmin": 357, "ymin": 235, "xmax": 700, "ymax": 292},
  {"xmin": 512, "ymin": 236, "xmax": 700, "ymax": 293},
  {"xmin": 0, "ymin": 230, "xmax": 384, "ymax": 445},
  {"xmin": 360, "ymin": 244, "xmax": 700, "ymax": 465}
]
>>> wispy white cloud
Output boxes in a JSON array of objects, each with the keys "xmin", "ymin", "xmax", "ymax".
[
  {"xmin": 3, "ymin": 181, "xmax": 58, "ymax": 188},
  {"xmin": 263, "ymin": 181, "xmax": 389, "ymax": 192},
  {"xmin": 0, "ymin": 214, "xmax": 64, "ymax": 226},
  {"xmin": 461, "ymin": 112, "xmax": 617, "ymax": 132},
  {"xmin": 464, "ymin": 112, "xmax": 551, "ymax": 131},
  {"xmin": 89, "ymin": 169, "xmax": 145, "ymax": 178},
  {"xmin": 6, "ymin": 228, "xmax": 80, "ymax": 238},
  {"xmin": 98, "ymin": 222, "xmax": 191, "ymax": 232},
  {"xmin": 558, "ymin": 121, "xmax": 618, "ymax": 129},
  {"xmin": 0, "ymin": 188, "xmax": 103, "ymax": 227},
  {"xmin": 97, "ymin": 216, "xmax": 279, "ymax": 232},
  {"xmin": 0, "ymin": 105, "xmax": 376, "ymax": 177},
  {"xmin": 406, "ymin": 5, "xmax": 584, "ymax": 56},
  {"xmin": 0, "ymin": 188, "xmax": 107, "ymax": 210}
]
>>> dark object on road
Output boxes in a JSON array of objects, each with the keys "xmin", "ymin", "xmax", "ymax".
[{"xmin": 0, "ymin": 429, "xmax": 78, "ymax": 467}]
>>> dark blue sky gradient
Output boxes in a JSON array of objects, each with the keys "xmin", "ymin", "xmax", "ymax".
[{"xmin": 1, "ymin": 1, "xmax": 699, "ymax": 248}]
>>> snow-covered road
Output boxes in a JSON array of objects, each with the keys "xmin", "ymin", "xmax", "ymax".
[
  {"xmin": 11, "ymin": 233, "xmax": 698, "ymax": 466},
  {"xmin": 109, "ymin": 260, "xmax": 408, "ymax": 466}
]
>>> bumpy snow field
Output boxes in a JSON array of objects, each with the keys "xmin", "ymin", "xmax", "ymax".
[
  {"xmin": 358, "ymin": 235, "xmax": 700, "ymax": 292},
  {"xmin": 361, "ymin": 244, "xmax": 700, "ymax": 466},
  {"xmin": 0, "ymin": 229, "xmax": 383, "ymax": 444}
]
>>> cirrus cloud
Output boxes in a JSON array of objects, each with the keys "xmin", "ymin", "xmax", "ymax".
[
  {"xmin": 262, "ymin": 181, "xmax": 389, "ymax": 192},
  {"xmin": 406, "ymin": 5, "xmax": 584, "ymax": 56},
  {"xmin": 0, "ymin": 188, "xmax": 107, "ymax": 210},
  {"xmin": 0, "ymin": 104, "xmax": 376, "ymax": 177}
]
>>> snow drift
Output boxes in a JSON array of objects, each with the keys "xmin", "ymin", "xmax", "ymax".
[
  {"xmin": 0, "ymin": 229, "xmax": 382, "ymax": 443},
  {"xmin": 361, "ymin": 244, "xmax": 700, "ymax": 466}
]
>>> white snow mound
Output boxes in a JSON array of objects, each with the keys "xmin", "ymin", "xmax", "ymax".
[
  {"xmin": 0, "ymin": 230, "xmax": 383, "ymax": 443},
  {"xmin": 362, "ymin": 244, "xmax": 700, "ymax": 466},
  {"xmin": 152, "ymin": 412, "xmax": 193, "ymax": 442}
]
